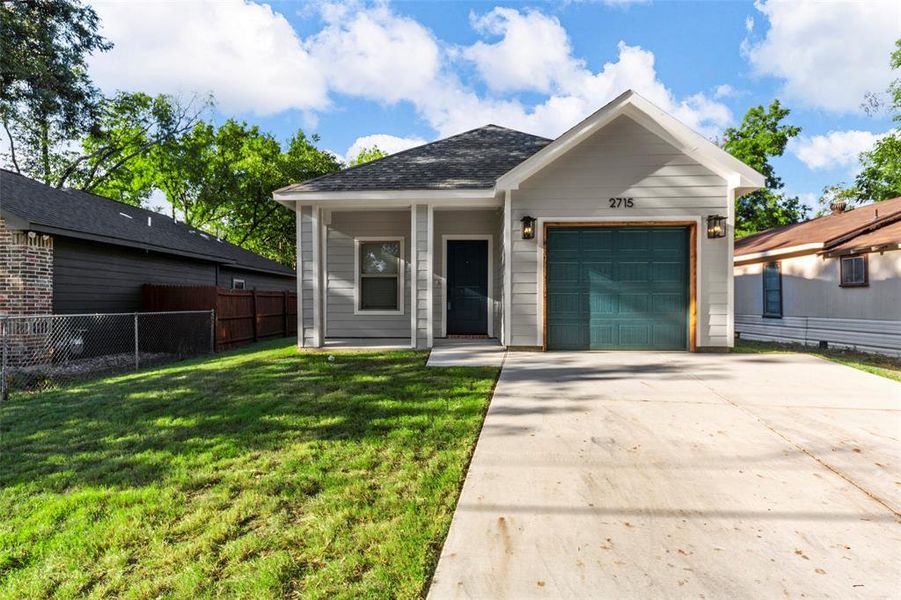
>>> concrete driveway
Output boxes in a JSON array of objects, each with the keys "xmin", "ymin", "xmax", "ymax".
[{"xmin": 428, "ymin": 351, "xmax": 901, "ymax": 599}]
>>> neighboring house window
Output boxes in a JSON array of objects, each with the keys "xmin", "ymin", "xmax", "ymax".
[
  {"xmin": 232, "ymin": 278, "xmax": 246, "ymax": 290},
  {"xmin": 356, "ymin": 239, "xmax": 404, "ymax": 313},
  {"xmin": 840, "ymin": 255, "xmax": 868, "ymax": 287},
  {"xmin": 762, "ymin": 262, "xmax": 782, "ymax": 318}
]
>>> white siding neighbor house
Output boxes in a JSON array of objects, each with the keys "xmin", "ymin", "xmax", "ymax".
[
  {"xmin": 274, "ymin": 90, "xmax": 764, "ymax": 351},
  {"xmin": 734, "ymin": 197, "xmax": 901, "ymax": 356}
]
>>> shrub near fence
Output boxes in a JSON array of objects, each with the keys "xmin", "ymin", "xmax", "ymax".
[{"xmin": 143, "ymin": 285, "xmax": 297, "ymax": 351}]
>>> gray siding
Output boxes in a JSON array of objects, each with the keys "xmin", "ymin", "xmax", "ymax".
[
  {"xmin": 325, "ymin": 210, "xmax": 411, "ymax": 338},
  {"xmin": 52, "ymin": 236, "xmax": 294, "ymax": 315},
  {"xmin": 509, "ymin": 114, "xmax": 731, "ymax": 348},
  {"xmin": 53, "ymin": 236, "xmax": 214, "ymax": 313}
]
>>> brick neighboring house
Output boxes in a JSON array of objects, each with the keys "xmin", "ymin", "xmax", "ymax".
[{"xmin": 0, "ymin": 169, "xmax": 295, "ymax": 317}]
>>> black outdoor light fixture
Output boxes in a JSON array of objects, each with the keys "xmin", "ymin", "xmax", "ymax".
[
  {"xmin": 521, "ymin": 215, "xmax": 536, "ymax": 239},
  {"xmin": 706, "ymin": 214, "xmax": 727, "ymax": 239}
]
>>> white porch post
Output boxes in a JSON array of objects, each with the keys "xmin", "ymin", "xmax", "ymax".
[
  {"xmin": 503, "ymin": 190, "xmax": 512, "ymax": 347},
  {"xmin": 295, "ymin": 203, "xmax": 304, "ymax": 347},
  {"xmin": 410, "ymin": 204, "xmax": 418, "ymax": 348},
  {"xmin": 311, "ymin": 204, "xmax": 323, "ymax": 347},
  {"xmin": 427, "ymin": 205, "xmax": 434, "ymax": 348}
]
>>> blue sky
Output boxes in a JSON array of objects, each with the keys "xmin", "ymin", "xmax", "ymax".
[{"xmin": 87, "ymin": 0, "xmax": 898, "ymax": 213}]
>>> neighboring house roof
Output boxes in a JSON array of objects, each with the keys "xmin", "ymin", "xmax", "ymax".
[
  {"xmin": 0, "ymin": 169, "xmax": 294, "ymax": 276},
  {"xmin": 496, "ymin": 90, "xmax": 765, "ymax": 194},
  {"xmin": 277, "ymin": 125, "xmax": 551, "ymax": 193},
  {"xmin": 734, "ymin": 196, "xmax": 901, "ymax": 262}
]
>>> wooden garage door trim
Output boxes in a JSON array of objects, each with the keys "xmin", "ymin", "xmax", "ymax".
[{"xmin": 542, "ymin": 221, "xmax": 697, "ymax": 352}]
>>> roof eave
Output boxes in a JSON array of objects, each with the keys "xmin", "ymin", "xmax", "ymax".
[
  {"xmin": 272, "ymin": 188, "xmax": 498, "ymax": 205},
  {"xmin": 733, "ymin": 242, "xmax": 825, "ymax": 264}
]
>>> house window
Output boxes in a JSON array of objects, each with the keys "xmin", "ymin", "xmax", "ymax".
[
  {"xmin": 357, "ymin": 239, "xmax": 403, "ymax": 313},
  {"xmin": 840, "ymin": 255, "xmax": 868, "ymax": 287},
  {"xmin": 232, "ymin": 278, "xmax": 245, "ymax": 290},
  {"xmin": 762, "ymin": 261, "xmax": 782, "ymax": 318}
]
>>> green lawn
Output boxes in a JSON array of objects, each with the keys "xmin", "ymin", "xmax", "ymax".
[
  {"xmin": 734, "ymin": 339, "xmax": 901, "ymax": 383},
  {"xmin": 0, "ymin": 340, "xmax": 499, "ymax": 599}
]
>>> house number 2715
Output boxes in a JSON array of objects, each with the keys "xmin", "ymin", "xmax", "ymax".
[{"xmin": 609, "ymin": 197, "xmax": 634, "ymax": 208}]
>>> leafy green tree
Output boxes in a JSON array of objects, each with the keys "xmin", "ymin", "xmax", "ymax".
[
  {"xmin": 63, "ymin": 92, "xmax": 208, "ymax": 201},
  {"xmin": 854, "ymin": 134, "xmax": 901, "ymax": 202},
  {"xmin": 722, "ymin": 100, "xmax": 806, "ymax": 236},
  {"xmin": 0, "ymin": 0, "xmax": 111, "ymax": 182},
  {"xmin": 349, "ymin": 145, "xmax": 387, "ymax": 166}
]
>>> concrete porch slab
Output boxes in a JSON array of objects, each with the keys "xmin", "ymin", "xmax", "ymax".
[{"xmin": 427, "ymin": 339, "xmax": 506, "ymax": 368}]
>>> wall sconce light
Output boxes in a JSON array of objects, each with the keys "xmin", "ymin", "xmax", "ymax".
[
  {"xmin": 521, "ymin": 215, "xmax": 536, "ymax": 240},
  {"xmin": 706, "ymin": 214, "xmax": 726, "ymax": 239}
]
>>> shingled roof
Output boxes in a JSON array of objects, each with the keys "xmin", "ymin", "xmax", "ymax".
[
  {"xmin": 735, "ymin": 196, "xmax": 901, "ymax": 259},
  {"xmin": 278, "ymin": 125, "xmax": 552, "ymax": 193},
  {"xmin": 0, "ymin": 169, "xmax": 293, "ymax": 276}
]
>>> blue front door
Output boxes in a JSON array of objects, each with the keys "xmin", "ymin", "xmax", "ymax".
[{"xmin": 446, "ymin": 240, "xmax": 488, "ymax": 335}]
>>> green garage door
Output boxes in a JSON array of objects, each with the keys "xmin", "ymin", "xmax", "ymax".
[{"xmin": 546, "ymin": 226, "xmax": 689, "ymax": 350}]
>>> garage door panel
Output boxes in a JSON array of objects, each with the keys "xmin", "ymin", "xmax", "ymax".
[
  {"xmin": 547, "ymin": 226, "xmax": 688, "ymax": 351},
  {"xmin": 652, "ymin": 261, "xmax": 685, "ymax": 282},
  {"xmin": 589, "ymin": 293, "xmax": 617, "ymax": 314},
  {"xmin": 547, "ymin": 292, "xmax": 581, "ymax": 317},
  {"xmin": 548, "ymin": 261, "xmax": 580, "ymax": 284},
  {"xmin": 619, "ymin": 324, "xmax": 651, "ymax": 347},
  {"xmin": 617, "ymin": 230, "xmax": 650, "ymax": 251},
  {"xmin": 615, "ymin": 261, "xmax": 650, "ymax": 282},
  {"xmin": 618, "ymin": 294, "xmax": 650, "ymax": 314}
]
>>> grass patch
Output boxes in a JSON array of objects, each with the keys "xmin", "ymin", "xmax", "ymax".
[
  {"xmin": 734, "ymin": 339, "xmax": 901, "ymax": 383},
  {"xmin": 0, "ymin": 339, "xmax": 499, "ymax": 598}
]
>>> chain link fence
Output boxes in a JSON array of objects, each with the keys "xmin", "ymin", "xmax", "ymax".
[{"xmin": 0, "ymin": 310, "xmax": 215, "ymax": 398}]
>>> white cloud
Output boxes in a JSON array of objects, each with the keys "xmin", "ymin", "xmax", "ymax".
[
  {"xmin": 307, "ymin": 4, "xmax": 441, "ymax": 104},
  {"xmin": 89, "ymin": 0, "xmax": 327, "ymax": 115},
  {"xmin": 463, "ymin": 8, "xmax": 578, "ymax": 94},
  {"xmin": 714, "ymin": 84, "xmax": 736, "ymax": 98},
  {"xmin": 86, "ymin": 2, "xmax": 734, "ymax": 144},
  {"xmin": 344, "ymin": 133, "xmax": 426, "ymax": 163},
  {"xmin": 744, "ymin": 0, "xmax": 899, "ymax": 113},
  {"xmin": 790, "ymin": 129, "xmax": 889, "ymax": 170},
  {"xmin": 451, "ymin": 8, "xmax": 732, "ymax": 139}
]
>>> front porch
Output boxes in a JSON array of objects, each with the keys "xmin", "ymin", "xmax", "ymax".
[{"xmin": 295, "ymin": 205, "xmax": 505, "ymax": 350}]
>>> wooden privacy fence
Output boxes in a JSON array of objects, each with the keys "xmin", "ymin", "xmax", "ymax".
[{"xmin": 143, "ymin": 285, "xmax": 297, "ymax": 351}]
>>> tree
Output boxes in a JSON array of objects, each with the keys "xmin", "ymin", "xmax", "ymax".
[
  {"xmin": 854, "ymin": 134, "xmax": 901, "ymax": 202},
  {"xmin": 348, "ymin": 145, "xmax": 387, "ymax": 166},
  {"xmin": 0, "ymin": 0, "xmax": 111, "ymax": 182},
  {"xmin": 722, "ymin": 100, "xmax": 806, "ymax": 236},
  {"xmin": 815, "ymin": 183, "xmax": 859, "ymax": 216}
]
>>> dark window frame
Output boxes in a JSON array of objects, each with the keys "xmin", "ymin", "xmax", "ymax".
[
  {"xmin": 762, "ymin": 261, "xmax": 783, "ymax": 318},
  {"xmin": 839, "ymin": 254, "xmax": 869, "ymax": 287}
]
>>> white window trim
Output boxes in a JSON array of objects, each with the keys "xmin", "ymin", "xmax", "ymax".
[
  {"xmin": 441, "ymin": 234, "xmax": 494, "ymax": 338},
  {"xmin": 354, "ymin": 236, "xmax": 405, "ymax": 316},
  {"xmin": 232, "ymin": 278, "xmax": 245, "ymax": 290}
]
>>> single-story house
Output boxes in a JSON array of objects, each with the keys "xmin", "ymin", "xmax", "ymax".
[
  {"xmin": 0, "ymin": 169, "xmax": 295, "ymax": 316},
  {"xmin": 734, "ymin": 197, "xmax": 901, "ymax": 356},
  {"xmin": 274, "ymin": 90, "xmax": 765, "ymax": 351}
]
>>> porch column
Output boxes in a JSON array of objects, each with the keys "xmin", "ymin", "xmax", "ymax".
[
  {"xmin": 427, "ymin": 205, "xmax": 434, "ymax": 348},
  {"xmin": 410, "ymin": 204, "xmax": 417, "ymax": 348},
  {"xmin": 503, "ymin": 190, "xmax": 512, "ymax": 347},
  {"xmin": 311, "ymin": 204, "xmax": 323, "ymax": 347},
  {"xmin": 295, "ymin": 203, "xmax": 303, "ymax": 348}
]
